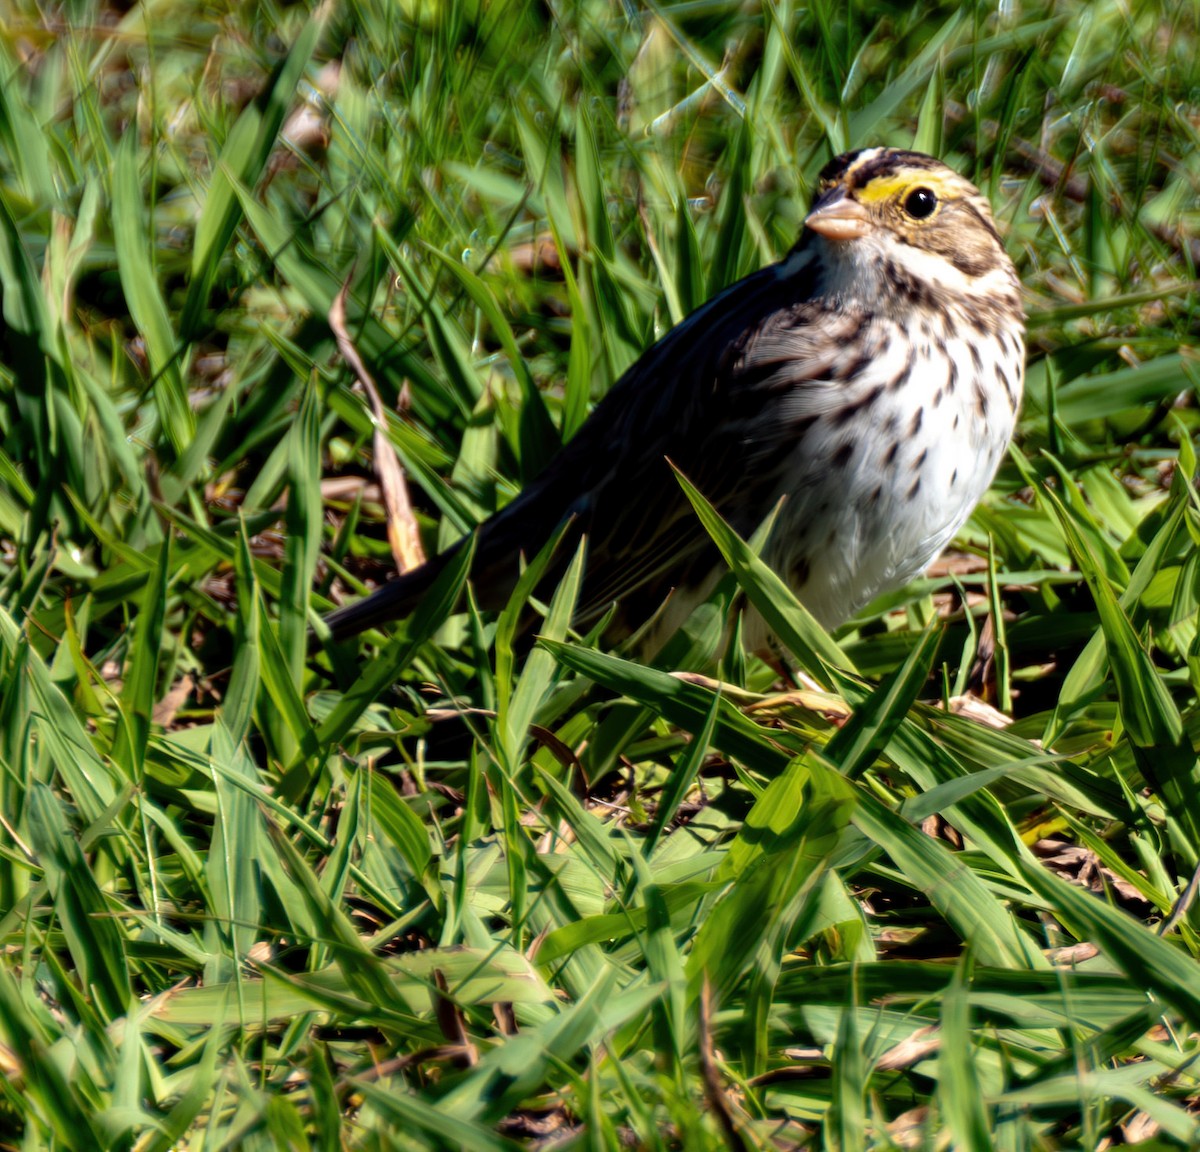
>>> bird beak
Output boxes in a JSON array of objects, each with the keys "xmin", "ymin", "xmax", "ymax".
[{"xmin": 805, "ymin": 189, "xmax": 871, "ymax": 241}]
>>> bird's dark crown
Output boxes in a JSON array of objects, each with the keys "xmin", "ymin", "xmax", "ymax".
[{"xmin": 818, "ymin": 147, "xmax": 947, "ymax": 190}]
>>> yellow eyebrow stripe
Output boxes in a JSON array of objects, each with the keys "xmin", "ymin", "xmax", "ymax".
[{"xmin": 855, "ymin": 171, "xmax": 957, "ymax": 205}]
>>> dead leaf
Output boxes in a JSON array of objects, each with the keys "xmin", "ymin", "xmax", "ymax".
[
  {"xmin": 330, "ymin": 278, "xmax": 426, "ymax": 574},
  {"xmin": 944, "ymin": 692, "xmax": 1016, "ymax": 730},
  {"xmin": 876, "ymin": 1025, "xmax": 940, "ymax": 1071},
  {"xmin": 887, "ymin": 1106, "xmax": 929, "ymax": 1149},
  {"xmin": 152, "ymin": 674, "xmax": 195, "ymax": 728},
  {"xmin": 1120, "ymin": 1110, "xmax": 1160, "ymax": 1143}
]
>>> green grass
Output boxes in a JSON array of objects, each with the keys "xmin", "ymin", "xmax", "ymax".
[{"xmin": 1, "ymin": 0, "xmax": 1199, "ymax": 1146}]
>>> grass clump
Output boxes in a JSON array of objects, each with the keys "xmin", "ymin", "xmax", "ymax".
[{"xmin": 0, "ymin": 0, "xmax": 1199, "ymax": 1147}]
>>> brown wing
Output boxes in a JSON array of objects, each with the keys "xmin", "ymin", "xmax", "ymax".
[
  {"xmin": 468, "ymin": 245, "xmax": 846, "ymax": 624},
  {"xmin": 325, "ymin": 240, "xmax": 849, "ymax": 641}
]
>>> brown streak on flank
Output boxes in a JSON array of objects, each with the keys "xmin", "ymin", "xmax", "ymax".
[
  {"xmin": 967, "ymin": 306, "xmax": 992, "ymax": 335},
  {"xmin": 974, "ymin": 379, "xmax": 989, "ymax": 418},
  {"xmin": 832, "ymin": 442, "xmax": 854, "ymax": 469},
  {"xmin": 833, "ymin": 383, "xmax": 885, "ymax": 426},
  {"xmin": 913, "ymin": 448, "xmax": 927, "ymax": 472},
  {"xmin": 910, "ymin": 408, "xmax": 923, "ymax": 437},
  {"xmin": 997, "ymin": 364, "xmax": 1018, "ymax": 409},
  {"xmin": 842, "ymin": 310, "xmax": 869, "ymax": 346},
  {"xmin": 907, "ymin": 476, "xmax": 921, "ymax": 500},
  {"xmin": 888, "ymin": 343, "xmax": 917, "ymax": 391},
  {"xmin": 997, "ymin": 364, "xmax": 1011, "ymax": 396},
  {"xmin": 792, "ymin": 556, "xmax": 810, "ymax": 587},
  {"xmin": 834, "ymin": 350, "xmax": 873, "ymax": 382},
  {"xmin": 947, "ymin": 358, "xmax": 959, "ymax": 394},
  {"xmin": 883, "ymin": 440, "xmax": 900, "ymax": 467}
]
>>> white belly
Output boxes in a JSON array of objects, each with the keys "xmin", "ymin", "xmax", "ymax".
[{"xmin": 763, "ymin": 318, "xmax": 1022, "ymax": 633}]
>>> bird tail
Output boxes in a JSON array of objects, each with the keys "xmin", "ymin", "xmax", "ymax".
[
  {"xmin": 322, "ymin": 545, "xmax": 461, "ymax": 642},
  {"xmin": 320, "ymin": 472, "xmax": 586, "ymax": 644}
]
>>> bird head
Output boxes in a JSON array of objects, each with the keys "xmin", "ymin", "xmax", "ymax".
[{"xmin": 801, "ymin": 147, "xmax": 1019, "ymax": 316}]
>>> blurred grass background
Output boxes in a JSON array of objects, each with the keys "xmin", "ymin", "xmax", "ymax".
[{"xmin": 1, "ymin": 0, "xmax": 1200, "ymax": 1146}]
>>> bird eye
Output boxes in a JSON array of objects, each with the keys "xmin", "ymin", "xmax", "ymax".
[{"xmin": 904, "ymin": 187, "xmax": 937, "ymax": 219}]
